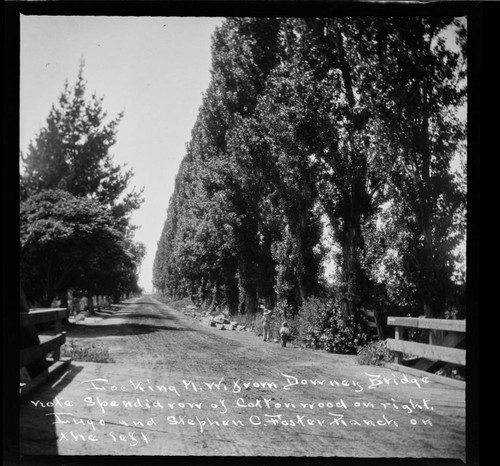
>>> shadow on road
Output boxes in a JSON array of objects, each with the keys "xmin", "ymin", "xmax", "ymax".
[
  {"xmin": 109, "ymin": 302, "xmax": 135, "ymax": 308},
  {"xmin": 62, "ymin": 322, "xmax": 193, "ymax": 339},
  {"xmin": 20, "ymin": 364, "xmax": 85, "ymax": 456},
  {"xmin": 94, "ymin": 311, "xmax": 176, "ymax": 321}
]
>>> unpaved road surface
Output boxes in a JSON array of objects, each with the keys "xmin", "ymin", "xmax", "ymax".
[{"xmin": 20, "ymin": 295, "xmax": 465, "ymax": 459}]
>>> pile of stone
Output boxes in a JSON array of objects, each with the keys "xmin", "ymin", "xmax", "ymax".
[
  {"xmin": 182, "ymin": 306, "xmax": 213, "ymax": 322},
  {"xmin": 182, "ymin": 305, "xmax": 249, "ymax": 332},
  {"xmin": 182, "ymin": 305, "xmax": 204, "ymax": 319},
  {"xmin": 206, "ymin": 313, "xmax": 247, "ymax": 332}
]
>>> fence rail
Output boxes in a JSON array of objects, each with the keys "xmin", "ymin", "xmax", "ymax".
[
  {"xmin": 20, "ymin": 307, "xmax": 71, "ymax": 398},
  {"xmin": 386, "ymin": 316, "xmax": 466, "ymax": 371},
  {"xmin": 387, "ymin": 316, "xmax": 465, "ymax": 333}
]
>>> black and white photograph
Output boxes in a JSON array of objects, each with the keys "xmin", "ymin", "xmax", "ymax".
[{"xmin": 4, "ymin": 0, "xmax": 480, "ymax": 464}]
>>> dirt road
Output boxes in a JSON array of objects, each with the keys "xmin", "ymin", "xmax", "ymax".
[{"xmin": 20, "ymin": 295, "xmax": 465, "ymax": 459}]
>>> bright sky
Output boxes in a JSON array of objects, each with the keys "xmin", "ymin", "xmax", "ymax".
[{"xmin": 20, "ymin": 15, "xmax": 225, "ymax": 293}]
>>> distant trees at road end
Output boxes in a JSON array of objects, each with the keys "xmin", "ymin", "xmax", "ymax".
[
  {"xmin": 153, "ymin": 16, "xmax": 467, "ymax": 338},
  {"xmin": 20, "ymin": 60, "xmax": 145, "ymax": 308}
]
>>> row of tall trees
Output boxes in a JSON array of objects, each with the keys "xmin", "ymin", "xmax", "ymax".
[
  {"xmin": 20, "ymin": 63, "xmax": 145, "ymax": 307},
  {"xmin": 153, "ymin": 17, "xmax": 467, "ymax": 321}
]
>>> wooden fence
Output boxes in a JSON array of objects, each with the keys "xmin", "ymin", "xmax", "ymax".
[
  {"xmin": 385, "ymin": 316, "xmax": 465, "ymax": 386},
  {"xmin": 20, "ymin": 308, "xmax": 72, "ymax": 398}
]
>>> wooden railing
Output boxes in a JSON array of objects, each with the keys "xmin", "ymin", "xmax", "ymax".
[
  {"xmin": 20, "ymin": 308, "xmax": 71, "ymax": 398},
  {"xmin": 386, "ymin": 316, "xmax": 466, "ymax": 368}
]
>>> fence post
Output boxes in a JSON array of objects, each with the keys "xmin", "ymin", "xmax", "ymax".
[{"xmin": 394, "ymin": 325, "xmax": 403, "ymax": 364}]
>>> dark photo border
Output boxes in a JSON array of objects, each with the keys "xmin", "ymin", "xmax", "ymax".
[{"xmin": 4, "ymin": 1, "xmax": 483, "ymax": 465}]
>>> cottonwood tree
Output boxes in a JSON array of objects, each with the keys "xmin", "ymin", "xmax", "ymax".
[
  {"xmin": 155, "ymin": 18, "xmax": 287, "ymax": 314},
  {"xmin": 206, "ymin": 17, "xmax": 283, "ymax": 313},
  {"xmin": 257, "ymin": 18, "xmax": 379, "ymax": 320},
  {"xmin": 153, "ymin": 16, "xmax": 467, "ymax": 325},
  {"xmin": 358, "ymin": 17, "xmax": 467, "ymax": 317}
]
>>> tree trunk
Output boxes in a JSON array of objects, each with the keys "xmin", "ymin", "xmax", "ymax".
[
  {"xmin": 288, "ymin": 213, "xmax": 307, "ymax": 308},
  {"xmin": 199, "ymin": 275, "xmax": 209, "ymax": 305},
  {"xmin": 223, "ymin": 263, "xmax": 239, "ymax": 314},
  {"xmin": 237, "ymin": 260, "xmax": 257, "ymax": 314},
  {"xmin": 59, "ymin": 290, "xmax": 68, "ymax": 308},
  {"xmin": 258, "ymin": 235, "xmax": 276, "ymax": 308},
  {"xmin": 341, "ymin": 228, "xmax": 357, "ymax": 321},
  {"xmin": 244, "ymin": 288, "xmax": 257, "ymax": 315},
  {"xmin": 420, "ymin": 221, "xmax": 436, "ymax": 318},
  {"xmin": 339, "ymin": 177, "xmax": 367, "ymax": 322},
  {"xmin": 85, "ymin": 293, "xmax": 95, "ymax": 314},
  {"xmin": 58, "ymin": 290, "xmax": 70, "ymax": 324},
  {"xmin": 417, "ymin": 105, "xmax": 437, "ymax": 318},
  {"xmin": 208, "ymin": 283, "xmax": 219, "ymax": 313},
  {"xmin": 334, "ymin": 27, "xmax": 370, "ymax": 322},
  {"xmin": 41, "ymin": 285, "xmax": 55, "ymax": 307}
]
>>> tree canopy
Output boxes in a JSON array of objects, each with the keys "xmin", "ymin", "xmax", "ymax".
[
  {"xmin": 20, "ymin": 62, "xmax": 145, "ymax": 306},
  {"xmin": 153, "ymin": 17, "xmax": 467, "ymax": 321}
]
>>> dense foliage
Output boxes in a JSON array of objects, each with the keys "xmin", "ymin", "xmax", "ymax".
[
  {"xmin": 356, "ymin": 340, "xmax": 395, "ymax": 366},
  {"xmin": 153, "ymin": 17, "xmax": 467, "ymax": 345},
  {"xmin": 20, "ymin": 63, "xmax": 145, "ymax": 306},
  {"xmin": 290, "ymin": 296, "xmax": 370, "ymax": 354}
]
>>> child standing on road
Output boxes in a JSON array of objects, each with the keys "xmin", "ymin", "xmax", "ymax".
[
  {"xmin": 279, "ymin": 321, "xmax": 290, "ymax": 347},
  {"xmin": 260, "ymin": 305, "xmax": 272, "ymax": 342}
]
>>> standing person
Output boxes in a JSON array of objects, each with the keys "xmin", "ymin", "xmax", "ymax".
[
  {"xmin": 260, "ymin": 304, "xmax": 272, "ymax": 342},
  {"xmin": 279, "ymin": 321, "xmax": 290, "ymax": 347}
]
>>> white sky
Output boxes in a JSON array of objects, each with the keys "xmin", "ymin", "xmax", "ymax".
[{"xmin": 20, "ymin": 15, "xmax": 225, "ymax": 292}]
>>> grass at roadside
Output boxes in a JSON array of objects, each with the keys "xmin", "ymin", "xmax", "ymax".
[{"xmin": 60, "ymin": 339, "xmax": 115, "ymax": 363}]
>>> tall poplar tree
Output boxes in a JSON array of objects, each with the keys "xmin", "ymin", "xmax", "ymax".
[{"xmin": 360, "ymin": 17, "xmax": 467, "ymax": 317}]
